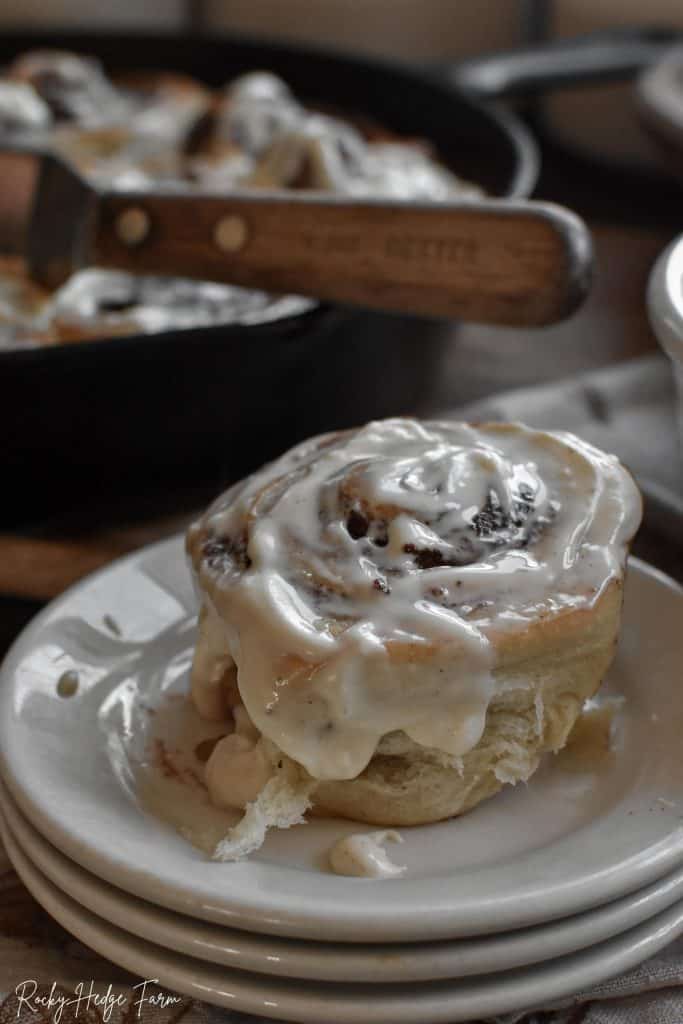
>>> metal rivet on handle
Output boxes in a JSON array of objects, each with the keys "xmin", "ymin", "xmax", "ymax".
[
  {"xmin": 214, "ymin": 215, "xmax": 248, "ymax": 253},
  {"xmin": 115, "ymin": 207, "xmax": 151, "ymax": 247}
]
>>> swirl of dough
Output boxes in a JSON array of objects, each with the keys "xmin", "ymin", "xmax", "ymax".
[
  {"xmin": 8, "ymin": 49, "xmax": 128, "ymax": 125},
  {"xmin": 187, "ymin": 419, "xmax": 641, "ymax": 781}
]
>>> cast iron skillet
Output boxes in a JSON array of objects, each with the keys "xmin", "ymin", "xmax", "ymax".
[
  {"xmin": 453, "ymin": 26, "xmax": 683, "ymax": 186},
  {"xmin": 0, "ymin": 30, "xmax": 540, "ymax": 528}
]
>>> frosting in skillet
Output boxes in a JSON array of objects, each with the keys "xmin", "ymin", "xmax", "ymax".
[
  {"xmin": 213, "ymin": 71, "xmax": 481, "ymax": 199},
  {"xmin": 9, "ymin": 50, "xmax": 129, "ymax": 125},
  {"xmin": 188, "ymin": 420, "xmax": 641, "ymax": 783},
  {"xmin": 0, "ymin": 81, "xmax": 52, "ymax": 131}
]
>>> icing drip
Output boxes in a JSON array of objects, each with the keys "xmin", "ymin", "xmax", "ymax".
[{"xmin": 329, "ymin": 830, "xmax": 406, "ymax": 878}]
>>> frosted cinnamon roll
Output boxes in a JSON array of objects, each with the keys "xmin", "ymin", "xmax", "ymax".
[
  {"xmin": 8, "ymin": 50, "xmax": 128, "ymax": 125},
  {"xmin": 186, "ymin": 419, "xmax": 641, "ymax": 854},
  {"xmin": 188, "ymin": 70, "xmax": 482, "ymax": 198}
]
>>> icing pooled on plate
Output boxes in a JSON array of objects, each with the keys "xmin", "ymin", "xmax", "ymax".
[{"xmin": 329, "ymin": 830, "xmax": 406, "ymax": 879}]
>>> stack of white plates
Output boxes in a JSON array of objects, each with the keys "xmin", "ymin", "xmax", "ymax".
[{"xmin": 1, "ymin": 536, "xmax": 683, "ymax": 1024}]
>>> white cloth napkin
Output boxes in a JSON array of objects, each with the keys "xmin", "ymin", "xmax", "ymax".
[
  {"xmin": 493, "ymin": 937, "xmax": 683, "ymax": 1023},
  {"xmin": 453, "ymin": 353, "xmax": 682, "ymax": 497}
]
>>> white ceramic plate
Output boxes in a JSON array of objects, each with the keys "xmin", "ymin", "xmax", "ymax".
[
  {"xmin": 4, "ymin": 777, "xmax": 683, "ymax": 985},
  {"xmin": 1, "ymin": 536, "xmax": 683, "ymax": 942},
  {"xmin": 4, "ymin": 810, "xmax": 683, "ymax": 1024}
]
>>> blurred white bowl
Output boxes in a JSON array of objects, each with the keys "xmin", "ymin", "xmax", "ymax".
[{"xmin": 648, "ymin": 235, "xmax": 683, "ymax": 455}]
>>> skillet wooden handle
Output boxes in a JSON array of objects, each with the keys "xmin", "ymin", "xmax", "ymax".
[{"xmin": 92, "ymin": 191, "xmax": 592, "ymax": 327}]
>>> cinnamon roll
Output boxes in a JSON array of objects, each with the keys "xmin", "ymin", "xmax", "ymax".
[
  {"xmin": 8, "ymin": 50, "xmax": 128, "ymax": 125},
  {"xmin": 189, "ymin": 70, "xmax": 482, "ymax": 198},
  {"xmin": 186, "ymin": 419, "xmax": 641, "ymax": 851}
]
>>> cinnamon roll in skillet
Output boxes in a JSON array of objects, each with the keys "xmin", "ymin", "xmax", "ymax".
[
  {"xmin": 0, "ymin": 54, "xmax": 482, "ymax": 348},
  {"xmin": 186, "ymin": 419, "xmax": 641, "ymax": 856}
]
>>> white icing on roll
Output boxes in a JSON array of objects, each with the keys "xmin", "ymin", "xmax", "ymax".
[
  {"xmin": 48, "ymin": 270, "xmax": 313, "ymax": 335},
  {"xmin": 187, "ymin": 419, "xmax": 641, "ymax": 782}
]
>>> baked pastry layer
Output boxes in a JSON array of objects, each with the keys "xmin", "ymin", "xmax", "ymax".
[
  {"xmin": 313, "ymin": 577, "xmax": 622, "ymax": 825},
  {"xmin": 186, "ymin": 418, "xmax": 641, "ymax": 845}
]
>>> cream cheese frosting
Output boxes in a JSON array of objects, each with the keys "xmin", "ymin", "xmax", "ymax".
[
  {"xmin": 187, "ymin": 419, "xmax": 642, "ymax": 785},
  {"xmin": 328, "ymin": 830, "xmax": 406, "ymax": 878}
]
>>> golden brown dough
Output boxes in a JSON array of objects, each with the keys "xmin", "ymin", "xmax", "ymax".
[{"xmin": 313, "ymin": 580, "xmax": 622, "ymax": 825}]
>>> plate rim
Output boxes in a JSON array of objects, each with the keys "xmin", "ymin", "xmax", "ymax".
[
  {"xmin": 2, "ymin": 535, "xmax": 683, "ymax": 943},
  {"xmin": 3, "ymin": 805, "xmax": 683, "ymax": 1024},
  {"xmin": 5, "ymin": 775, "xmax": 683, "ymax": 983}
]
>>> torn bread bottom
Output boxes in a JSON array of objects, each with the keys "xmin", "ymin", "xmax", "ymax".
[
  {"xmin": 207, "ymin": 665, "xmax": 607, "ymax": 862},
  {"xmin": 197, "ymin": 582, "xmax": 624, "ymax": 860}
]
